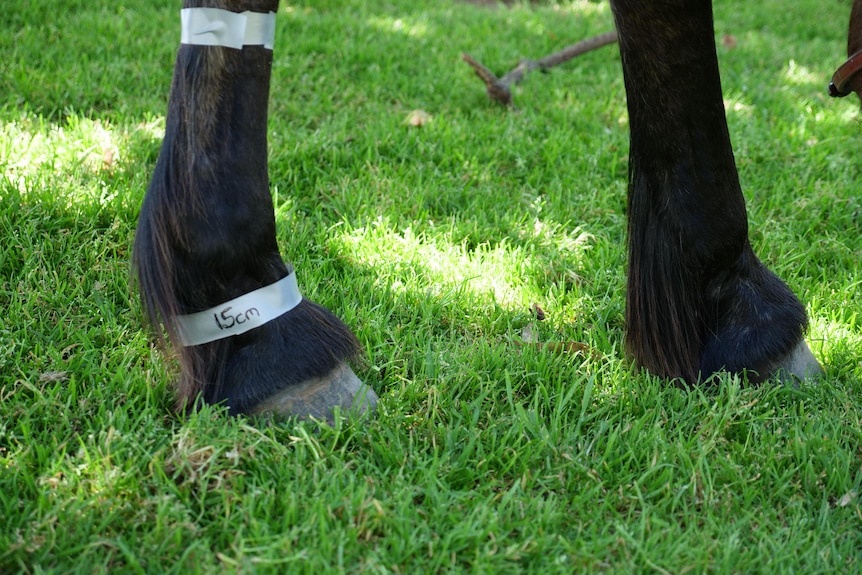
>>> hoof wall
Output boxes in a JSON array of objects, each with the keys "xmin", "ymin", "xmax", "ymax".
[
  {"xmin": 772, "ymin": 339, "xmax": 823, "ymax": 385},
  {"xmin": 249, "ymin": 362, "xmax": 378, "ymax": 423}
]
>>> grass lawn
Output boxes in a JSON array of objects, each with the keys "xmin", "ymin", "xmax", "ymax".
[{"xmin": 1, "ymin": 0, "xmax": 861, "ymax": 572}]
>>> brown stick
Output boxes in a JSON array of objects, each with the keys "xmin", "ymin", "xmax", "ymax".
[{"xmin": 463, "ymin": 29, "xmax": 618, "ymax": 106}]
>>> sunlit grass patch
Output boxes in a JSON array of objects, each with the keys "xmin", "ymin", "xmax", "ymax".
[
  {"xmin": 332, "ymin": 215, "xmax": 593, "ymax": 308},
  {"xmin": 366, "ymin": 15, "xmax": 432, "ymax": 39},
  {"xmin": 0, "ymin": 112, "xmax": 162, "ymax": 210}
]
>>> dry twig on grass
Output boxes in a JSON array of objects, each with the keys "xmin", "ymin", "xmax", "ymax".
[{"xmin": 463, "ymin": 29, "xmax": 618, "ymax": 106}]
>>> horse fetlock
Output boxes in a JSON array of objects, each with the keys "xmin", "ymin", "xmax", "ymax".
[{"xmin": 700, "ymin": 253, "xmax": 822, "ymax": 383}]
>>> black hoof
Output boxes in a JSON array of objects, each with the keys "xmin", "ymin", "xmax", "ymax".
[{"xmin": 247, "ymin": 362, "xmax": 378, "ymax": 423}]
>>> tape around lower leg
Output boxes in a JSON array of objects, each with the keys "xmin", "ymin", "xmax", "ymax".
[
  {"xmin": 175, "ymin": 272, "xmax": 302, "ymax": 347},
  {"xmin": 180, "ymin": 8, "xmax": 276, "ymax": 50}
]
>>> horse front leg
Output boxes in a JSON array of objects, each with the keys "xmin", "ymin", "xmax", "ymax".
[
  {"xmin": 610, "ymin": 0, "xmax": 823, "ymax": 384},
  {"xmin": 843, "ymin": 0, "xmax": 862, "ymax": 101},
  {"xmin": 133, "ymin": 0, "xmax": 377, "ymax": 420}
]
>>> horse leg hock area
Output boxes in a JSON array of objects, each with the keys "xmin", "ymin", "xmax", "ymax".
[
  {"xmin": 611, "ymin": 0, "xmax": 823, "ymax": 384},
  {"xmin": 132, "ymin": 0, "xmax": 377, "ymax": 421}
]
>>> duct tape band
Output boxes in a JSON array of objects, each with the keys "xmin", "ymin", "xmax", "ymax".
[
  {"xmin": 175, "ymin": 272, "xmax": 302, "ymax": 347},
  {"xmin": 180, "ymin": 8, "xmax": 276, "ymax": 50}
]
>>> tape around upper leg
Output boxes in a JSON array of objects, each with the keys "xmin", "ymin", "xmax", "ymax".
[
  {"xmin": 175, "ymin": 272, "xmax": 302, "ymax": 347},
  {"xmin": 180, "ymin": 8, "xmax": 276, "ymax": 50}
]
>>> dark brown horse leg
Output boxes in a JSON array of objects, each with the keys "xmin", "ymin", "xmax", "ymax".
[
  {"xmin": 610, "ymin": 0, "xmax": 822, "ymax": 384},
  {"xmin": 133, "ymin": 0, "xmax": 377, "ymax": 420},
  {"xmin": 829, "ymin": 0, "xmax": 862, "ymax": 100},
  {"xmin": 846, "ymin": 0, "xmax": 862, "ymax": 101}
]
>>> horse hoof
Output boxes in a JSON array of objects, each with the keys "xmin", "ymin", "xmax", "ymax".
[
  {"xmin": 248, "ymin": 362, "xmax": 378, "ymax": 423},
  {"xmin": 771, "ymin": 338, "xmax": 824, "ymax": 385}
]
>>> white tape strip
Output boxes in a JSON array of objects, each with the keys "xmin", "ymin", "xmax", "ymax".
[
  {"xmin": 180, "ymin": 8, "xmax": 276, "ymax": 50},
  {"xmin": 175, "ymin": 272, "xmax": 302, "ymax": 347},
  {"xmin": 243, "ymin": 11, "xmax": 276, "ymax": 50}
]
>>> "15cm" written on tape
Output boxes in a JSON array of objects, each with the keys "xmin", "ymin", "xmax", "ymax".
[{"xmin": 174, "ymin": 272, "xmax": 302, "ymax": 346}]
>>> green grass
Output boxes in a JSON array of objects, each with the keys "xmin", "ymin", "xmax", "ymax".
[{"xmin": 1, "ymin": 0, "xmax": 861, "ymax": 572}]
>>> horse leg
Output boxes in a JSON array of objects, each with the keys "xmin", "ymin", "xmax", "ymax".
[
  {"xmin": 609, "ymin": 0, "xmax": 823, "ymax": 384},
  {"xmin": 133, "ymin": 0, "xmax": 377, "ymax": 420},
  {"xmin": 846, "ymin": 0, "xmax": 862, "ymax": 101}
]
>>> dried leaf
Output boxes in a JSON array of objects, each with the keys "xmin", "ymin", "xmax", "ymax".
[
  {"xmin": 531, "ymin": 303, "xmax": 546, "ymax": 321},
  {"xmin": 404, "ymin": 109, "xmax": 433, "ymax": 127},
  {"xmin": 521, "ymin": 322, "xmax": 539, "ymax": 343},
  {"xmin": 515, "ymin": 339, "xmax": 601, "ymax": 359},
  {"xmin": 839, "ymin": 490, "xmax": 856, "ymax": 507},
  {"xmin": 39, "ymin": 371, "xmax": 68, "ymax": 383},
  {"xmin": 102, "ymin": 146, "xmax": 115, "ymax": 169},
  {"xmin": 535, "ymin": 341, "xmax": 597, "ymax": 357}
]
